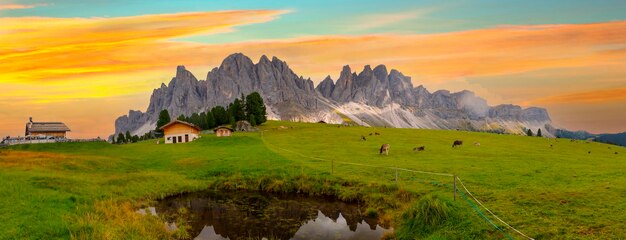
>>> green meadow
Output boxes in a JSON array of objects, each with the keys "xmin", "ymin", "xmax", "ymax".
[{"xmin": 1, "ymin": 121, "xmax": 625, "ymax": 239}]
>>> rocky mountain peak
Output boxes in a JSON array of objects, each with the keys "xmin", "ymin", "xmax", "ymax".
[
  {"xmin": 220, "ymin": 53, "xmax": 254, "ymax": 73},
  {"xmin": 114, "ymin": 53, "xmax": 554, "ymax": 139},
  {"xmin": 259, "ymin": 54, "xmax": 271, "ymax": 64},
  {"xmin": 173, "ymin": 65, "xmax": 198, "ymax": 84},
  {"xmin": 340, "ymin": 65, "xmax": 352, "ymax": 76},
  {"xmin": 372, "ymin": 65, "xmax": 388, "ymax": 82},
  {"xmin": 362, "ymin": 65, "xmax": 372, "ymax": 73},
  {"xmin": 316, "ymin": 75, "xmax": 335, "ymax": 98}
]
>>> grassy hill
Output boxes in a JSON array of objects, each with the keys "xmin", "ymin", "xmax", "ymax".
[{"xmin": 1, "ymin": 121, "xmax": 624, "ymax": 239}]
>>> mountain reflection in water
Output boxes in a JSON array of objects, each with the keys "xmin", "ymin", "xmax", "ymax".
[
  {"xmin": 156, "ymin": 190, "xmax": 391, "ymax": 240},
  {"xmin": 194, "ymin": 211, "xmax": 389, "ymax": 240}
]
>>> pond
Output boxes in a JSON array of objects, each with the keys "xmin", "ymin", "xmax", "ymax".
[{"xmin": 154, "ymin": 190, "xmax": 392, "ymax": 240}]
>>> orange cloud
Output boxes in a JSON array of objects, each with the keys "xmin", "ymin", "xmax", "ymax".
[
  {"xmin": 527, "ymin": 87, "xmax": 626, "ymax": 105},
  {"xmin": 0, "ymin": 3, "xmax": 47, "ymax": 10},
  {"xmin": 216, "ymin": 21, "xmax": 626, "ymax": 82},
  {"xmin": 0, "ymin": 10, "xmax": 288, "ymax": 83},
  {"xmin": 3, "ymin": 14, "xmax": 625, "ymax": 87}
]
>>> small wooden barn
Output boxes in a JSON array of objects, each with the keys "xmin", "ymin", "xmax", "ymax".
[
  {"xmin": 160, "ymin": 120, "xmax": 201, "ymax": 144},
  {"xmin": 25, "ymin": 117, "xmax": 70, "ymax": 138},
  {"xmin": 214, "ymin": 126, "xmax": 233, "ymax": 137}
]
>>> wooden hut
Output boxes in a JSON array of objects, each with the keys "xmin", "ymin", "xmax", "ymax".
[
  {"xmin": 160, "ymin": 120, "xmax": 201, "ymax": 144},
  {"xmin": 25, "ymin": 117, "xmax": 70, "ymax": 138},
  {"xmin": 214, "ymin": 126, "xmax": 233, "ymax": 137}
]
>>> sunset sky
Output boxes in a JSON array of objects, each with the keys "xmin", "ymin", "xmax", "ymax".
[{"xmin": 1, "ymin": 0, "xmax": 625, "ymax": 138}]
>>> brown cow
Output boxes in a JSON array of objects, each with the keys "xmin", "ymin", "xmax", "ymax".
[
  {"xmin": 452, "ymin": 140, "xmax": 463, "ymax": 148},
  {"xmin": 380, "ymin": 144, "xmax": 390, "ymax": 155},
  {"xmin": 413, "ymin": 146, "xmax": 425, "ymax": 152}
]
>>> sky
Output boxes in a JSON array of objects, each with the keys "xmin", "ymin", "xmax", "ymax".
[{"xmin": 1, "ymin": 0, "xmax": 625, "ymax": 138}]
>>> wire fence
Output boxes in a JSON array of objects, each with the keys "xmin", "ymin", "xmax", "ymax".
[
  {"xmin": 1, "ymin": 137, "xmax": 105, "ymax": 145},
  {"xmin": 261, "ymin": 131, "xmax": 534, "ymax": 240}
]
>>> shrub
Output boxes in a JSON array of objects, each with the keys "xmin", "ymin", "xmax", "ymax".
[{"xmin": 396, "ymin": 194, "xmax": 460, "ymax": 239}]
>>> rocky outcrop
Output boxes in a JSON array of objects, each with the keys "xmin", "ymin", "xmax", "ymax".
[
  {"xmin": 114, "ymin": 53, "xmax": 339, "ymax": 136},
  {"xmin": 489, "ymin": 105, "xmax": 551, "ymax": 122},
  {"xmin": 113, "ymin": 53, "xmax": 554, "ymax": 137}
]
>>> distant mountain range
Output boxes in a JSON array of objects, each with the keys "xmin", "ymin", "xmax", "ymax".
[
  {"xmin": 114, "ymin": 53, "xmax": 555, "ymax": 137},
  {"xmin": 555, "ymin": 129, "xmax": 626, "ymax": 146}
]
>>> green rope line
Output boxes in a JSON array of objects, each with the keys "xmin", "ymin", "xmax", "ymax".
[
  {"xmin": 403, "ymin": 177, "xmax": 514, "ymax": 240},
  {"xmin": 458, "ymin": 190, "xmax": 514, "ymax": 240}
]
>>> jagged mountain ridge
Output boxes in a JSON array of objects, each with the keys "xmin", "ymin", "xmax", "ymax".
[{"xmin": 114, "ymin": 53, "xmax": 553, "ymax": 137}]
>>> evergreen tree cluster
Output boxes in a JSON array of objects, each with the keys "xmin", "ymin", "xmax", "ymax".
[
  {"xmin": 525, "ymin": 128, "xmax": 543, "ymax": 137},
  {"xmin": 174, "ymin": 92, "xmax": 267, "ymax": 130},
  {"xmin": 112, "ymin": 131, "xmax": 155, "ymax": 144},
  {"xmin": 114, "ymin": 92, "xmax": 266, "ymax": 145}
]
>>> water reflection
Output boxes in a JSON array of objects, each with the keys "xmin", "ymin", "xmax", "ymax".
[
  {"xmin": 291, "ymin": 211, "xmax": 389, "ymax": 240},
  {"xmin": 156, "ymin": 191, "xmax": 391, "ymax": 240}
]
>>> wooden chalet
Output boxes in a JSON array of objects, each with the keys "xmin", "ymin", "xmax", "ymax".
[
  {"xmin": 160, "ymin": 120, "xmax": 201, "ymax": 144},
  {"xmin": 25, "ymin": 117, "xmax": 70, "ymax": 138}
]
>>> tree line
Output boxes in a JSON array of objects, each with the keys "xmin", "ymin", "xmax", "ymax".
[
  {"xmin": 112, "ymin": 92, "xmax": 267, "ymax": 144},
  {"xmin": 112, "ymin": 130, "xmax": 153, "ymax": 144},
  {"xmin": 526, "ymin": 128, "xmax": 543, "ymax": 137}
]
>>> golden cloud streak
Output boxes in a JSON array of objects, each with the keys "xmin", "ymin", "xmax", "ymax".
[
  {"xmin": 0, "ymin": 10, "xmax": 289, "ymax": 82},
  {"xmin": 527, "ymin": 87, "xmax": 626, "ymax": 105},
  {"xmin": 0, "ymin": 3, "xmax": 47, "ymax": 10}
]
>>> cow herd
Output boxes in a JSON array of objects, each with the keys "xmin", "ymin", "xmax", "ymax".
[
  {"xmin": 360, "ymin": 130, "xmax": 621, "ymax": 156},
  {"xmin": 361, "ymin": 132, "xmax": 478, "ymax": 156}
]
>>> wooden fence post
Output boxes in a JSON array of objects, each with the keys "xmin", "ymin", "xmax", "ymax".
[
  {"xmin": 453, "ymin": 174, "xmax": 457, "ymax": 201},
  {"xmin": 395, "ymin": 168, "xmax": 399, "ymax": 183}
]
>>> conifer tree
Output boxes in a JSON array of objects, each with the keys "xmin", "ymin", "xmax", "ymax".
[
  {"xmin": 155, "ymin": 109, "xmax": 171, "ymax": 134},
  {"xmin": 211, "ymin": 106, "xmax": 228, "ymax": 126},
  {"xmin": 245, "ymin": 92, "xmax": 267, "ymax": 126},
  {"xmin": 206, "ymin": 111, "xmax": 216, "ymax": 129},
  {"xmin": 117, "ymin": 133, "xmax": 125, "ymax": 144},
  {"xmin": 537, "ymin": 128, "xmax": 542, "ymax": 137}
]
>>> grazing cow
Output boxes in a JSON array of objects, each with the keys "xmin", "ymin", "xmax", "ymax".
[
  {"xmin": 369, "ymin": 133, "xmax": 373, "ymax": 136},
  {"xmin": 473, "ymin": 142, "xmax": 481, "ymax": 146},
  {"xmin": 413, "ymin": 146, "xmax": 425, "ymax": 152},
  {"xmin": 550, "ymin": 144, "xmax": 553, "ymax": 148},
  {"xmin": 588, "ymin": 151, "xmax": 591, "ymax": 154},
  {"xmin": 380, "ymin": 144, "xmax": 390, "ymax": 155},
  {"xmin": 374, "ymin": 132, "xmax": 381, "ymax": 136},
  {"xmin": 360, "ymin": 135, "xmax": 367, "ymax": 141},
  {"xmin": 452, "ymin": 140, "xmax": 463, "ymax": 148}
]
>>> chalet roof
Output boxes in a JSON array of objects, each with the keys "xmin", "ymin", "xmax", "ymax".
[
  {"xmin": 214, "ymin": 126, "xmax": 234, "ymax": 131},
  {"xmin": 159, "ymin": 120, "xmax": 202, "ymax": 131},
  {"xmin": 28, "ymin": 122, "xmax": 71, "ymax": 132}
]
